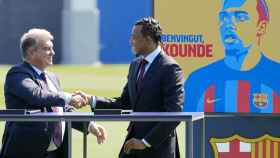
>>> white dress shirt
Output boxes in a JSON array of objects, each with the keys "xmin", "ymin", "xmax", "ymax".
[
  {"xmin": 31, "ymin": 65, "xmax": 66, "ymax": 151},
  {"xmin": 140, "ymin": 45, "xmax": 161, "ymax": 76}
]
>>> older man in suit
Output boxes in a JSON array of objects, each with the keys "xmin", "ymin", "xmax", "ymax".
[
  {"xmin": 80, "ymin": 17, "xmax": 184, "ymax": 158},
  {"xmin": 0, "ymin": 28, "xmax": 106, "ymax": 158}
]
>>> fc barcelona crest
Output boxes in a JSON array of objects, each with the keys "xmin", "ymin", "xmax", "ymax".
[
  {"xmin": 253, "ymin": 93, "xmax": 268, "ymax": 108},
  {"xmin": 210, "ymin": 134, "xmax": 280, "ymax": 158}
]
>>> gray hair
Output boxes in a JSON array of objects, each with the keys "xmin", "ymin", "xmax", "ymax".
[{"xmin": 20, "ymin": 28, "xmax": 53, "ymax": 60}]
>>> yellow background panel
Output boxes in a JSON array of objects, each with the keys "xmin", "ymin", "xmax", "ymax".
[{"xmin": 154, "ymin": 0, "xmax": 280, "ymax": 78}]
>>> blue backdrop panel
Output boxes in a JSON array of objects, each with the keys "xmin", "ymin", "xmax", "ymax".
[
  {"xmin": 193, "ymin": 113, "xmax": 280, "ymax": 158},
  {"xmin": 0, "ymin": 0, "xmax": 62, "ymax": 64},
  {"xmin": 98, "ymin": 0, "xmax": 152, "ymax": 64}
]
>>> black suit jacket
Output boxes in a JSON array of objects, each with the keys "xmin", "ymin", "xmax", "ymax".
[
  {"xmin": 95, "ymin": 52, "xmax": 184, "ymax": 158},
  {"xmin": 0, "ymin": 62, "xmax": 87, "ymax": 158}
]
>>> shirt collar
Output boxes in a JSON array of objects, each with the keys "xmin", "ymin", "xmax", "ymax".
[
  {"xmin": 30, "ymin": 64, "xmax": 44, "ymax": 76},
  {"xmin": 144, "ymin": 46, "xmax": 161, "ymax": 64}
]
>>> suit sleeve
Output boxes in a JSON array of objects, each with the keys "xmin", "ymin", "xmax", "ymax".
[
  {"xmin": 95, "ymin": 63, "xmax": 134, "ymax": 110},
  {"xmin": 64, "ymin": 106, "xmax": 90, "ymax": 133},
  {"xmin": 5, "ymin": 71, "xmax": 66, "ymax": 108},
  {"xmin": 95, "ymin": 82, "xmax": 132, "ymax": 110},
  {"xmin": 144, "ymin": 63, "xmax": 184, "ymax": 148}
]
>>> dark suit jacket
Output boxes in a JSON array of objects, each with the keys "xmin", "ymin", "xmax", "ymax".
[
  {"xmin": 0, "ymin": 62, "xmax": 87, "ymax": 158},
  {"xmin": 95, "ymin": 52, "xmax": 184, "ymax": 158}
]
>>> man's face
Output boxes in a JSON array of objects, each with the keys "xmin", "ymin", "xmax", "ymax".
[
  {"xmin": 130, "ymin": 25, "xmax": 149, "ymax": 56},
  {"xmin": 30, "ymin": 39, "xmax": 55, "ymax": 70},
  {"xmin": 219, "ymin": 0, "xmax": 258, "ymax": 54}
]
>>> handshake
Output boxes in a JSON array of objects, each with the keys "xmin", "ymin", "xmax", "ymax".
[
  {"xmin": 69, "ymin": 91, "xmax": 92, "ymax": 109},
  {"xmin": 68, "ymin": 91, "xmax": 107, "ymax": 144}
]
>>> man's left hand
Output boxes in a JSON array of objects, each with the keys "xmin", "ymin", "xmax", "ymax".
[
  {"xmin": 89, "ymin": 122, "xmax": 107, "ymax": 144},
  {"xmin": 124, "ymin": 138, "xmax": 146, "ymax": 154}
]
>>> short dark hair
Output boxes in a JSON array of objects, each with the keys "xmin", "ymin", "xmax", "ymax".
[{"xmin": 134, "ymin": 17, "xmax": 162, "ymax": 44}]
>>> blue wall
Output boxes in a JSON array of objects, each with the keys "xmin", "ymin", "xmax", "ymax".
[
  {"xmin": 0, "ymin": 0, "xmax": 152, "ymax": 64},
  {"xmin": 0, "ymin": 0, "xmax": 62, "ymax": 64},
  {"xmin": 98, "ymin": 0, "xmax": 152, "ymax": 64}
]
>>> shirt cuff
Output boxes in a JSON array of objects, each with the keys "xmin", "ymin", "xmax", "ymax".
[
  {"xmin": 141, "ymin": 139, "xmax": 151, "ymax": 148},
  {"xmin": 63, "ymin": 92, "xmax": 72, "ymax": 104},
  {"xmin": 90, "ymin": 96, "xmax": 97, "ymax": 109},
  {"xmin": 88, "ymin": 121, "xmax": 96, "ymax": 132}
]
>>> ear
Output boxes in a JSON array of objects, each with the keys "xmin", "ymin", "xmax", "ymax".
[
  {"xmin": 26, "ymin": 47, "xmax": 35, "ymax": 58},
  {"xmin": 256, "ymin": 20, "xmax": 267, "ymax": 37},
  {"xmin": 143, "ymin": 35, "xmax": 151, "ymax": 42}
]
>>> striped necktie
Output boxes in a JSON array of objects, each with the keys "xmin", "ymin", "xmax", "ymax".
[{"xmin": 137, "ymin": 59, "xmax": 148, "ymax": 91}]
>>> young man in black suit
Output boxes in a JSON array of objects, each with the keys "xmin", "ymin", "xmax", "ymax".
[
  {"xmin": 0, "ymin": 28, "xmax": 106, "ymax": 158},
  {"xmin": 80, "ymin": 17, "xmax": 184, "ymax": 158}
]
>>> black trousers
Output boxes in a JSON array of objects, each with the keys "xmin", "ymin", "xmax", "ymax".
[{"xmin": 45, "ymin": 149, "xmax": 60, "ymax": 158}]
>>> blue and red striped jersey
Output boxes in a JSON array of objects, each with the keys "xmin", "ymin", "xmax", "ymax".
[{"xmin": 184, "ymin": 54, "xmax": 280, "ymax": 113}]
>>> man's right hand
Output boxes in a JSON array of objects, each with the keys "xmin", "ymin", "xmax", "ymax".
[
  {"xmin": 69, "ymin": 93, "xmax": 87, "ymax": 109},
  {"xmin": 73, "ymin": 91, "xmax": 92, "ymax": 105}
]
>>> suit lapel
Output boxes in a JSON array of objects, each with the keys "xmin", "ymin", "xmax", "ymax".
[
  {"xmin": 129, "ymin": 59, "xmax": 141, "ymax": 104},
  {"xmin": 23, "ymin": 62, "xmax": 51, "ymax": 112},
  {"xmin": 23, "ymin": 62, "xmax": 45, "ymax": 88},
  {"xmin": 45, "ymin": 72, "xmax": 60, "ymax": 91},
  {"xmin": 135, "ymin": 53, "xmax": 162, "ymax": 102}
]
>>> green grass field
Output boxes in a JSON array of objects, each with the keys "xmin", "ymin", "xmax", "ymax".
[{"xmin": 0, "ymin": 65, "xmax": 185, "ymax": 158}]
